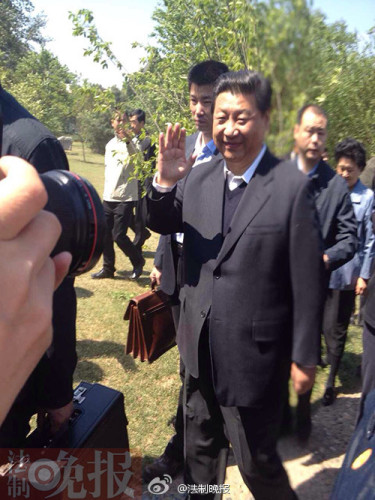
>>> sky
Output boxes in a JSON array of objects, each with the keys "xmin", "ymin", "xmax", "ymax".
[{"xmin": 31, "ymin": 0, "xmax": 374, "ymax": 89}]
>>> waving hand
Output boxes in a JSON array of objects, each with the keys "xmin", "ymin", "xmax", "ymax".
[{"xmin": 156, "ymin": 123, "xmax": 192, "ymax": 187}]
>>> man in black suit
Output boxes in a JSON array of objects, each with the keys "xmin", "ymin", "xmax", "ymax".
[
  {"xmin": 128, "ymin": 108, "xmax": 154, "ymax": 251},
  {"xmin": 289, "ymin": 104, "xmax": 357, "ymax": 438},
  {"xmin": 144, "ymin": 60, "xmax": 228, "ymax": 483},
  {"xmin": 147, "ymin": 70, "xmax": 325, "ymax": 499}
]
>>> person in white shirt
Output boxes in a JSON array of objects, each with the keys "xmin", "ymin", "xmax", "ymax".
[{"xmin": 92, "ymin": 111, "xmax": 145, "ymax": 280}]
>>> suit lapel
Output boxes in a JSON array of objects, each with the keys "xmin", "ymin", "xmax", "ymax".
[
  {"xmin": 206, "ymin": 155, "xmax": 226, "ymax": 238},
  {"xmin": 215, "ymin": 150, "xmax": 277, "ymax": 268}
]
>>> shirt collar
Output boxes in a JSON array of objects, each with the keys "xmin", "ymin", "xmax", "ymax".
[
  {"xmin": 297, "ymin": 155, "xmax": 320, "ymax": 178},
  {"xmin": 224, "ymin": 143, "xmax": 267, "ymax": 188}
]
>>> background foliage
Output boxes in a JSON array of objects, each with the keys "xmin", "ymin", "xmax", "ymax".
[{"xmin": 0, "ymin": 0, "xmax": 374, "ymax": 160}]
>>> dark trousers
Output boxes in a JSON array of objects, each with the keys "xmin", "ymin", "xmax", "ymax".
[
  {"xmin": 130, "ymin": 182, "xmax": 150, "ymax": 248},
  {"xmin": 323, "ymin": 289, "xmax": 356, "ymax": 359},
  {"xmin": 164, "ymin": 356, "xmax": 184, "ymax": 462},
  {"xmin": 164, "ymin": 242, "xmax": 184, "ymax": 462},
  {"xmin": 102, "ymin": 200, "xmax": 143, "ymax": 272},
  {"xmin": 0, "ymin": 373, "xmax": 37, "ymax": 447},
  {"xmin": 184, "ymin": 330, "xmax": 294, "ymax": 500}
]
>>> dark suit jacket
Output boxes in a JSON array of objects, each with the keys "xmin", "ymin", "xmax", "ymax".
[
  {"xmin": 148, "ymin": 150, "xmax": 325, "ymax": 407},
  {"xmin": 154, "ymin": 131, "xmax": 199, "ymax": 295},
  {"xmin": 308, "ymin": 160, "xmax": 357, "ymax": 271}
]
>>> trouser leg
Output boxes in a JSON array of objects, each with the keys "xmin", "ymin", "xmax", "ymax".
[
  {"xmin": 0, "ymin": 374, "xmax": 37, "ymax": 447},
  {"xmin": 323, "ymin": 289, "xmax": 355, "ymax": 388},
  {"xmin": 164, "ymin": 356, "xmax": 184, "ymax": 462},
  {"xmin": 221, "ymin": 404, "xmax": 294, "ymax": 500},
  {"xmin": 102, "ymin": 201, "xmax": 116, "ymax": 273},
  {"xmin": 112, "ymin": 202, "xmax": 143, "ymax": 268},
  {"xmin": 220, "ymin": 356, "xmax": 293, "ymax": 500},
  {"xmin": 132, "ymin": 197, "xmax": 150, "ymax": 249},
  {"xmin": 184, "ymin": 333, "xmax": 229, "ymax": 498}
]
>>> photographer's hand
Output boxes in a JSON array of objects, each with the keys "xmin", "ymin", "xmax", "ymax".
[{"xmin": 0, "ymin": 156, "xmax": 71, "ymax": 425}]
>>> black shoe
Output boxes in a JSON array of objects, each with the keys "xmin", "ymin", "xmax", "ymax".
[
  {"xmin": 322, "ymin": 387, "xmax": 335, "ymax": 406},
  {"xmin": 91, "ymin": 268, "xmax": 114, "ymax": 279},
  {"xmin": 142, "ymin": 453, "xmax": 183, "ymax": 483},
  {"xmin": 130, "ymin": 258, "xmax": 145, "ymax": 280}
]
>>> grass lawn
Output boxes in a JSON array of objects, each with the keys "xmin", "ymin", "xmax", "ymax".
[{"xmin": 66, "ymin": 142, "xmax": 363, "ymax": 465}]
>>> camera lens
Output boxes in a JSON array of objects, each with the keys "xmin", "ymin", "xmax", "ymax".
[{"xmin": 40, "ymin": 170, "xmax": 105, "ymax": 276}]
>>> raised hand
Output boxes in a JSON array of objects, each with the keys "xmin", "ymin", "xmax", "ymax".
[{"xmin": 156, "ymin": 123, "xmax": 191, "ymax": 187}]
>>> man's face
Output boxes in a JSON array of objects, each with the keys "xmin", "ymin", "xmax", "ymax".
[
  {"xmin": 213, "ymin": 91, "xmax": 269, "ymax": 174},
  {"xmin": 336, "ymin": 156, "xmax": 361, "ymax": 189},
  {"xmin": 293, "ymin": 108, "xmax": 327, "ymax": 164},
  {"xmin": 189, "ymin": 83, "xmax": 214, "ymax": 134},
  {"xmin": 129, "ymin": 115, "xmax": 144, "ymax": 136},
  {"xmin": 111, "ymin": 114, "xmax": 126, "ymax": 139}
]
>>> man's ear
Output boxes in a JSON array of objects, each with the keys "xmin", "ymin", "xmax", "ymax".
[{"xmin": 293, "ymin": 124, "xmax": 299, "ymax": 141}]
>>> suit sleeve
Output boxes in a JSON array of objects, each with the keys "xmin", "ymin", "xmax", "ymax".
[
  {"xmin": 325, "ymin": 184, "xmax": 358, "ymax": 271},
  {"xmin": 290, "ymin": 180, "xmax": 326, "ymax": 366},
  {"xmin": 28, "ymin": 138, "xmax": 77, "ymax": 409},
  {"xmin": 154, "ymin": 235, "xmax": 165, "ymax": 269},
  {"xmin": 146, "ymin": 178, "xmax": 185, "ymax": 235},
  {"xmin": 359, "ymin": 192, "xmax": 375, "ymax": 280}
]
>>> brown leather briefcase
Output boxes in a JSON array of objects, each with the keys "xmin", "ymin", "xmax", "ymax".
[{"xmin": 124, "ymin": 286, "xmax": 176, "ymax": 363}]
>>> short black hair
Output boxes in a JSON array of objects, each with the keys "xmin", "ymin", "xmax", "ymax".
[
  {"xmin": 335, "ymin": 137, "xmax": 367, "ymax": 171},
  {"xmin": 130, "ymin": 108, "xmax": 146, "ymax": 124},
  {"xmin": 296, "ymin": 104, "xmax": 327, "ymax": 125},
  {"xmin": 188, "ymin": 60, "xmax": 229, "ymax": 89},
  {"xmin": 212, "ymin": 70, "xmax": 272, "ymax": 114}
]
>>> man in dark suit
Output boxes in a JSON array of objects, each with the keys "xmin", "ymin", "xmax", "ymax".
[
  {"xmin": 144, "ymin": 60, "xmax": 228, "ymax": 483},
  {"xmin": 289, "ymin": 104, "xmax": 357, "ymax": 439},
  {"xmin": 128, "ymin": 108, "xmax": 154, "ymax": 252},
  {"xmin": 147, "ymin": 70, "xmax": 325, "ymax": 499}
]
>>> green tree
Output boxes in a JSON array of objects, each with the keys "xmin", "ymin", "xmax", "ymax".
[
  {"xmin": 0, "ymin": 0, "xmax": 45, "ymax": 72},
  {"xmin": 8, "ymin": 49, "xmax": 76, "ymax": 136},
  {"xmin": 70, "ymin": 0, "xmax": 375, "ymax": 157}
]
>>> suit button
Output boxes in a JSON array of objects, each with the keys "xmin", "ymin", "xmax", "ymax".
[
  {"xmin": 215, "ymin": 275, "xmax": 220, "ymax": 280},
  {"xmin": 200, "ymin": 311, "xmax": 206, "ymax": 318}
]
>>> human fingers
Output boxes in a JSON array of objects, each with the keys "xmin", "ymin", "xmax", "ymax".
[
  {"xmin": 178, "ymin": 127, "xmax": 186, "ymax": 152},
  {"xmin": 159, "ymin": 132, "xmax": 166, "ymax": 155},
  {"xmin": 0, "ymin": 156, "xmax": 47, "ymax": 240},
  {"xmin": 164, "ymin": 123, "xmax": 173, "ymax": 150},
  {"xmin": 172, "ymin": 123, "xmax": 181, "ymax": 149},
  {"xmin": 18, "ymin": 210, "xmax": 62, "ymax": 278},
  {"xmin": 53, "ymin": 252, "xmax": 72, "ymax": 290}
]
